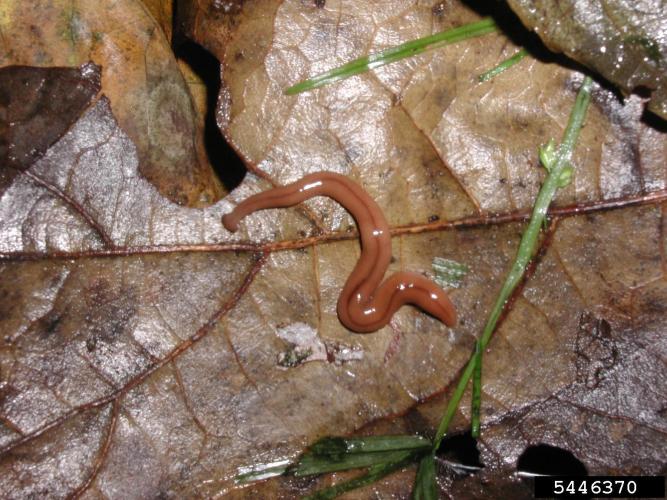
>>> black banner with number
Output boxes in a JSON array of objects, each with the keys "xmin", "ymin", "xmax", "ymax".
[{"xmin": 534, "ymin": 476, "xmax": 665, "ymax": 498}]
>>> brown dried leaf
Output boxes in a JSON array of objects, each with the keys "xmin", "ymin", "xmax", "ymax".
[
  {"xmin": 0, "ymin": 63, "xmax": 100, "ymax": 172},
  {"xmin": 0, "ymin": 62, "xmax": 101, "ymax": 199},
  {"xmin": 0, "ymin": 0, "xmax": 223, "ymax": 206},
  {"xmin": 1, "ymin": 0, "xmax": 666, "ymax": 498},
  {"xmin": 140, "ymin": 0, "xmax": 174, "ymax": 42},
  {"xmin": 506, "ymin": 0, "xmax": 667, "ymax": 120}
]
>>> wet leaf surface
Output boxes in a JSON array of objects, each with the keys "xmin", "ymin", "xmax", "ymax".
[
  {"xmin": 1, "ymin": 0, "xmax": 666, "ymax": 498},
  {"xmin": 0, "ymin": 63, "xmax": 100, "ymax": 173},
  {"xmin": 0, "ymin": 0, "xmax": 223, "ymax": 206},
  {"xmin": 506, "ymin": 0, "xmax": 667, "ymax": 120}
]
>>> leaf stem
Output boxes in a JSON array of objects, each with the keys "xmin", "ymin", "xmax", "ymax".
[
  {"xmin": 433, "ymin": 75, "xmax": 594, "ymax": 449},
  {"xmin": 285, "ymin": 18, "xmax": 498, "ymax": 95}
]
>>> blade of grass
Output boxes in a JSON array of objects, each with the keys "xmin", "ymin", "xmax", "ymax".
[
  {"xmin": 433, "ymin": 75, "xmax": 594, "ymax": 449},
  {"xmin": 235, "ymin": 459, "xmax": 291, "ymax": 484},
  {"xmin": 412, "ymin": 453, "xmax": 437, "ymax": 500},
  {"xmin": 309, "ymin": 435, "xmax": 431, "ymax": 458},
  {"xmin": 478, "ymin": 48, "xmax": 528, "ymax": 82},
  {"xmin": 236, "ymin": 436, "xmax": 429, "ymax": 484},
  {"xmin": 293, "ymin": 449, "xmax": 423, "ymax": 477},
  {"xmin": 432, "ymin": 257, "xmax": 469, "ymax": 288},
  {"xmin": 303, "ymin": 451, "xmax": 420, "ymax": 500},
  {"xmin": 470, "ymin": 340, "xmax": 483, "ymax": 438},
  {"xmin": 285, "ymin": 18, "xmax": 497, "ymax": 95}
]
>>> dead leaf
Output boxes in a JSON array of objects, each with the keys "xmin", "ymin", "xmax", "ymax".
[
  {"xmin": 507, "ymin": 0, "xmax": 667, "ymax": 120},
  {"xmin": 0, "ymin": 63, "xmax": 100, "ymax": 170},
  {"xmin": 140, "ymin": 0, "xmax": 174, "ymax": 42},
  {"xmin": 0, "ymin": 0, "xmax": 223, "ymax": 206},
  {"xmin": 0, "ymin": 62, "xmax": 100, "ymax": 194},
  {"xmin": 1, "ymin": 0, "xmax": 666, "ymax": 498}
]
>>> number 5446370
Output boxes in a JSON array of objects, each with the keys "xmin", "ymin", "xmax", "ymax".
[{"xmin": 553, "ymin": 479, "xmax": 638, "ymax": 495}]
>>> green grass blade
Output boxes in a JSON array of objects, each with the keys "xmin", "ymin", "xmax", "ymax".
[
  {"xmin": 309, "ymin": 435, "xmax": 431, "ymax": 458},
  {"xmin": 235, "ymin": 459, "xmax": 291, "ymax": 484},
  {"xmin": 285, "ymin": 18, "xmax": 497, "ymax": 95},
  {"xmin": 478, "ymin": 48, "xmax": 528, "ymax": 82},
  {"xmin": 303, "ymin": 451, "xmax": 419, "ymax": 500},
  {"xmin": 433, "ymin": 76, "xmax": 594, "ymax": 449},
  {"xmin": 236, "ymin": 438, "xmax": 430, "ymax": 485},
  {"xmin": 412, "ymin": 453, "xmax": 437, "ymax": 500},
  {"xmin": 470, "ymin": 340, "xmax": 483, "ymax": 438},
  {"xmin": 432, "ymin": 257, "xmax": 469, "ymax": 288},
  {"xmin": 293, "ymin": 449, "xmax": 422, "ymax": 477}
]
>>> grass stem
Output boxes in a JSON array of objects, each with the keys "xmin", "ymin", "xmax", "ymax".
[{"xmin": 285, "ymin": 18, "xmax": 497, "ymax": 95}]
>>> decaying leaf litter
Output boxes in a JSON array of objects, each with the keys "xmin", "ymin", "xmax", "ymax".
[
  {"xmin": 1, "ymin": 0, "xmax": 666, "ymax": 498},
  {"xmin": 507, "ymin": 0, "xmax": 667, "ymax": 120}
]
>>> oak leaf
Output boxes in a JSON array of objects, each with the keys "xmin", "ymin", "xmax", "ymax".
[{"xmin": 1, "ymin": 0, "xmax": 666, "ymax": 498}]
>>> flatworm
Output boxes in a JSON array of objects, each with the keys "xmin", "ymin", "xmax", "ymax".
[{"xmin": 222, "ymin": 172, "xmax": 456, "ymax": 332}]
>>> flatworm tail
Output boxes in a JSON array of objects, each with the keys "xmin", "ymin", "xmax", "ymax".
[{"xmin": 222, "ymin": 172, "xmax": 456, "ymax": 332}]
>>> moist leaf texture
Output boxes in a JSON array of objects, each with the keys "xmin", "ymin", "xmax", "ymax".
[
  {"xmin": 1, "ymin": 0, "xmax": 666, "ymax": 498},
  {"xmin": 507, "ymin": 0, "xmax": 667, "ymax": 120},
  {"xmin": 0, "ymin": 0, "xmax": 223, "ymax": 206}
]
